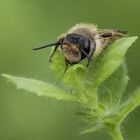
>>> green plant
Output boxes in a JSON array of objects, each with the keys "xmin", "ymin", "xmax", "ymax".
[{"xmin": 2, "ymin": 36, "xmax": 140, "ymax": 140}]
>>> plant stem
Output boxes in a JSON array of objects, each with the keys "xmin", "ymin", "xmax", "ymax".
[{"xmin": 110, "ymin": 127, "xmax": 124, "ymax": 140}]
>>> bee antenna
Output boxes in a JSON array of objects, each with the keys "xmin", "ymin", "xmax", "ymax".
[
  {"xmin": 33, "ymin": 42, "xmax": 65, "ymax": 51},
  {"xmin": 79, "ymin": 48, "xmax": 91, "ymax": 60}
]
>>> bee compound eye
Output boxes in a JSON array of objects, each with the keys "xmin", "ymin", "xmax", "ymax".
[
  {"xmin": 79, "ymin": 38, "xmax": 91, "ymax": 53},
  {"xmin": 72, "ymin": 36, "xmax": 80, "ymax": 43}
]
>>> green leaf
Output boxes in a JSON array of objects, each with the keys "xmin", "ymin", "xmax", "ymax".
[
  {"xmin": 88, "ymin": 36, "xmax": 137, "ymax": 88},
  {"xmin": 50, "ymin": 48, "xmax": 66, "ymax": 80},
  {"xmin": 63, "ymin": 64, "xmax": 86, "ymax": 90},
  {"xmin": 2, "ymin": 74, "xmax": 79, "ymax": 102},
  {"xmin": 98, "ymin": 61, "xmax": 129, "ymax": 106},
  {"xmin": 118, "ymin": 87, "xmax": 140, "ymax": 124},
  {"xmin": 81, "ymin": 124, "xmax": 104, "ymax": 134}
]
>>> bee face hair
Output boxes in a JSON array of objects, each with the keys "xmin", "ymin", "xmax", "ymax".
[{"xmin": 64, "ymin": 34, "xmax": 91, "ymax": 59}]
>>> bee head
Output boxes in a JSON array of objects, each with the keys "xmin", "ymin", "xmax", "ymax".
[
  {"xmin": 33, "ymin": 33, "xmax": 91, "ymax": 59},
  {"xmin": 62, "ymin": 34, "xmax": 91, "ymax": 59},
  {"xmin": 63, "ymin": 34, "xmax": 90, "ymax": 49}
]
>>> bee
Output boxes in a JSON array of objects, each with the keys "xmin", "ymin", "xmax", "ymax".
[{"xmin": 33, "ymin": 23, "xmax": 128, "ymax": 71}]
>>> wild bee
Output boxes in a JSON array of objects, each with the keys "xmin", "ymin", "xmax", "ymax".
[{"xmin": 33, "ymin": 23, "xmax": 127, "ymax": 70}]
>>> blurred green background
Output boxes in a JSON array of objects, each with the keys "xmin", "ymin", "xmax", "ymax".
[{"xmin": 0, "ymin": 0, "xmax": 140, "ymax": 140}]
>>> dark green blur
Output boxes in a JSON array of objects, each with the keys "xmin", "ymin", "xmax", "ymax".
[{"xmin": 0, "ymin": 0, "xmax": 140, "ymax": 140}]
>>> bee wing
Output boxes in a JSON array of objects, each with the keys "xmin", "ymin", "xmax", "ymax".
[
  {"xmin": 97, "ymin": 29, "xmax": 128, "ymax": 38},
  {"xmin": 93, "ymin": 29, "xmax": 129, "ymax": 56}
]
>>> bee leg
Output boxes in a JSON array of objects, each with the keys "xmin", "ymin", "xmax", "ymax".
[
  {"xmin": 80, "ymin": 48, "xmax": 93, "ymax": 67},
  {"xmin": 86, "ymin": 58, "xmax": 92, "ymax": 67},
  {"xmin": 64, "ymin": 59, "xmax": 69, "ymax": 73},
  {"xmin": 86, "ymin": 40, "xmax": 96, "ymax": 67},
  {"xmin": 49, "ymin": 45, "xmax": 59, "ymax": 62},
  {"xmin": 86, "ymin": 52, "xmax": 94, "ymax": 67}
]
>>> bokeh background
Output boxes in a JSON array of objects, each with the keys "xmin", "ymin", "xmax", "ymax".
[{"xmin": 0, "ymin": 0, "xmax": 140, "ymax": 140}]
